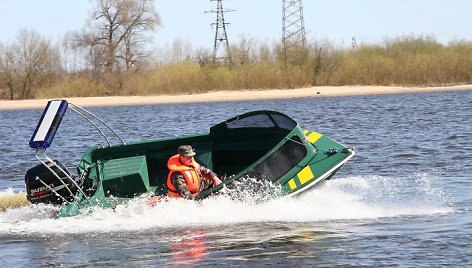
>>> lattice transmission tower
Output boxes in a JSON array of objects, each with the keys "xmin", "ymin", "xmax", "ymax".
[
  {"xmin": 207, "ymin": 0, "xmax": 234, "ymax": 63},
  {"xmin": 282, "ymin": 0, "xmax": 307, "ymax": 64}
]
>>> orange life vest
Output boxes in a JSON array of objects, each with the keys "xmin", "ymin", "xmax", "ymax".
[{"xmin": 166, "ymin": 154, "xmax": 202, "ymax": 198}]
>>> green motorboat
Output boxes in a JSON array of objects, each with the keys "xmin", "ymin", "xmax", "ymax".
[{"xmin": 25, "ymin": 100, "xmax": 355, "ymax": 217}]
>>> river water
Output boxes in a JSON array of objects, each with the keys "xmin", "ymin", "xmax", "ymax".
[{"xmin": 1, "ymin": 90, "xmax": 471, "ymax": 267}]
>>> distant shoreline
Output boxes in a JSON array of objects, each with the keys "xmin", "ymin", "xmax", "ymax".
[{"xmin": 1, "ymin": 85, "xmax": 472, "ymax": 110}]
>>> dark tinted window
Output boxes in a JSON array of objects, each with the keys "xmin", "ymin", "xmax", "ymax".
[
  {"xmin": 251, "ymin": 136, "xmax": 307, "ymax": 182},
  {"xmin": 226, "ymin": 114, "xmax": 275, "ymax": 129},
  {"xmin": 272, "ymin": 114, "xmax": 297, "ymax": 130}
]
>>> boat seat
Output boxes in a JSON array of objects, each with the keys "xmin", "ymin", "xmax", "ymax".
[
  {"xmin": 101, "ymin": 155, "xmax": 150, "ymax": 198},
  {"xmin": 146, "ymin": 149, "xmax": 175, "ymax": 189}
]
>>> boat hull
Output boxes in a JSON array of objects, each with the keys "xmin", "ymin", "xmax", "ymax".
[
  {"xmin": 25, "ymin": 110, "xmax": 355, "ymax": 217},
  {"xmin": 58, "ymin": 133, "xmax": 353, "ymax": 217}
]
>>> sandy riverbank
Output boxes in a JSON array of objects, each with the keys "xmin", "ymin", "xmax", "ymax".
[{"xmin": 1, "ymin": 85, "xmax": 471, "ymax": 110}]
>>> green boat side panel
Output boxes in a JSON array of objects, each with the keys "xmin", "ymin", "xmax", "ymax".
[
  {"xmin": 58, "ymin": 194, "xmax": 129, "ymax": 217},
  {"xmin": 59, "ymin": 202, "xmax": 79, "ymax": 217},
  {"xmin": 280, "ymin": 131, "xmax": 354, "ymax": 194},
  {"xmin": 100, "ymin": 155, "xmax": 150, "ymax": 198}
]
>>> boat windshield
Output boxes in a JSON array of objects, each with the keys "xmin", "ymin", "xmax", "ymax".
[
  {"xmin": 226, "ymin": 113, "xmax": 276, "ymax": 129},
  {"xmin": 252, "ymin": 135, "xmax": 307, "ymax": 182},
  {"xmin": 211, "ymin": 111, "xmax": 298, "ymax": 133}
]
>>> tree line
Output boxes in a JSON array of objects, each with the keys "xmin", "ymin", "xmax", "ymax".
[
  {"xmin": 0, "ymin": 0, "xmax": 159, "ymax": 99},
  {"xmin": 1, "ymin": 0, "xmax": 472, "ymax": 100}
]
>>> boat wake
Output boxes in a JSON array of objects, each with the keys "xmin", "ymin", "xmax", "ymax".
[{"xmin": 0, "ymin": 173, "xmax": 453, "ymax": 236}]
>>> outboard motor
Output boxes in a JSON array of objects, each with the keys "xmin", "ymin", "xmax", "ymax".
[{"xmin": 25, "ymin": 160, "xmax": 77, "ymax": 205}]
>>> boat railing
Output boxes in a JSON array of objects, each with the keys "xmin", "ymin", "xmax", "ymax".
[
  {"xmin": 28, "ymin": 99, "xmax": 126, "ymax": 205},
  {"xmin": 68, "ymin": 103, "xmax": 126, "ymax": 148}
]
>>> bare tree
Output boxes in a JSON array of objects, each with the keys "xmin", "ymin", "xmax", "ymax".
[
  {"xmin": 61, "ymin": 32, "xmax": 90, "ymax": 74},
  {"xmin": 0, "ymin": 29, "xmax": 60, "ymax": 99},
  {"xmin": 156, "ymin": 39, "xmax": 194, "ymax": 64},
  {"xmin": 230, "ymin": 36, "xmax": 259, "ymax": 65},
  {"xmin": 75, "ymin": 0, "xmax": 160, "ymax": 75},
  {"xmin": 311, "ymin": 41, "xmax": 338, "ymax": 86},
  {"xmin": 194, "ymin": 48, "xmax": 213, "ymax": 67},
  {"xmin": 0, "ymin": 43, "xmax": 15, "ymax": 99}
]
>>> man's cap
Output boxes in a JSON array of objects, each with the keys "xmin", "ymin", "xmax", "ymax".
[{"xmin": 178, "ymin": 145, "xmax": 196, "ymax": 157}]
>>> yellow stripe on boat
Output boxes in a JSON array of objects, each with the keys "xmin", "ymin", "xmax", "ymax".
[
  {"xmin": 288, "ymin": 179, "xmax": 297, "ymax": 190},
  {"xmin": 306, "ymin": 131, "xmax": 323, "ymax": 143},
  {"xmin": 298, "ymin": 166, "xmax": 315, "ymax": 185}
]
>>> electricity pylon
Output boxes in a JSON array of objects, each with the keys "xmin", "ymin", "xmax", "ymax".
[
  {"xmin": 282, "ymin": 0, "xmax": 307, "ymax": 66},
  {"xmin": 207, "ymin": 0, "xmax": 233, "ymax": 63}
]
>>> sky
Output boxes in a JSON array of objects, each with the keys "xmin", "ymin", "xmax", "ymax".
[{"xmin": 1, "ymin": 0, "xmax": 472, "ymax": 50}]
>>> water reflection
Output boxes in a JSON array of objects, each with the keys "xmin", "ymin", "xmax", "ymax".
[{"xmin": 170, "ymin": 229, "xmax": 208, "ymax": 267}]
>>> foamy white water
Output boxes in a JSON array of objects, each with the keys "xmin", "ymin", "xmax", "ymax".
[{"xmin": 0, "ymin": 174, "xmax": 453, "ymax": 236}]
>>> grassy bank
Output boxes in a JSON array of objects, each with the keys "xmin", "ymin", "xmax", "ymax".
[{"xmin": 4, "ymin": 36, "xmax": 472, "ymax": 99}]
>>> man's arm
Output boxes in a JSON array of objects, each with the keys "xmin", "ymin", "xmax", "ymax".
[{"xmin": 199, "ymin": 166, "xmax": 222, "ymax": 185}]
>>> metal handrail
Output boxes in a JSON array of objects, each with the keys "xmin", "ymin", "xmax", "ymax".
[{"xmin": 69, "ymin": 103, "xmax": 126, "ymax": 147}]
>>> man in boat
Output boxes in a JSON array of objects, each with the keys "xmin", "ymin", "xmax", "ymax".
[{"xmin": 166, "ymin": 145, "xmax": 222, "ymax": 199}]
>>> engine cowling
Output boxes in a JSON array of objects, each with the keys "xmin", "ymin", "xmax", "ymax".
[{"xmin": 25, "ymin": 160, "xmax": 77, "ymax": 205}]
